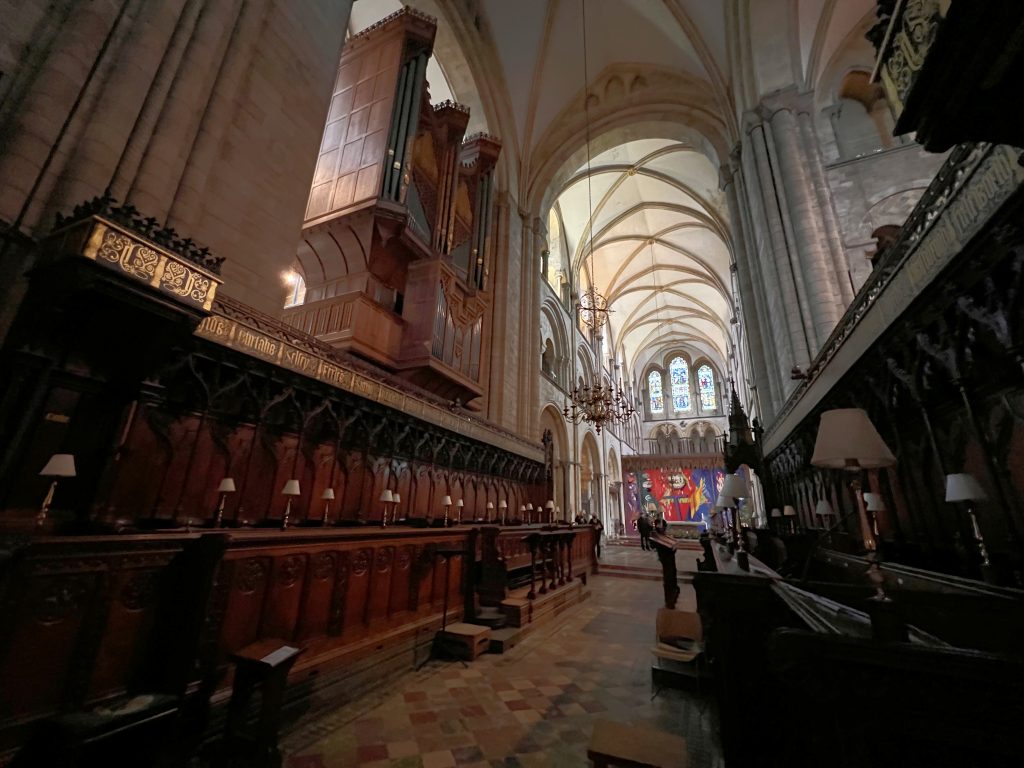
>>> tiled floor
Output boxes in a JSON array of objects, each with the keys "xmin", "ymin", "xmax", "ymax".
[
  {"xmin": 598, "ymin": 542, "xmax": 702, "ymax": 571},
  {"xmin": 281, "ymin": 559, "xmax": 722, "ymax": 768}
]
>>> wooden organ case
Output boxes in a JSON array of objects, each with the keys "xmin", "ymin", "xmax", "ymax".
[{"xmin": 288, "ymin": 8, "xmax": 501, "ymax": 407}]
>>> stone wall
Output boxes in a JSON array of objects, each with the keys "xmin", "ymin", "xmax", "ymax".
[
  {"xmin": 823, "ymin": 144, "xmax": 947, "ymax": 289},
  {"xmin": 0, "ymin": 0, "xmax": 353, "ymax": 321}
]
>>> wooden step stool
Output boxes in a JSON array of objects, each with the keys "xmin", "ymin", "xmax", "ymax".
[
  {"xmin": 587, "ymin": 718, "xmax": 688, "ymax": 768},
  {"xmin": 436, "ymin": 622, "xmax": 492, "ymax": 660}
]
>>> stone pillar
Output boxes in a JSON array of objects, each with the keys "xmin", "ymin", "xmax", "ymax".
[
  {"xmin": 736, "ymin": 88, "xmax": 853, "ymax": 410},
  {"xmin": 765, "ymin": 92, "xmax": 842, "ymax": 344},
  {"xmin": 758, "ymin": 113, "xmax": 821, "ymax": 355},
  {"xmin": 797, "ymin": 109, "xmax": 855, "ymax": 308},
  {"xmin": 487, "ymin": 191, "xmax": 515, "ymax": 428},
  {"xmin": 739, "ymin": 120, "xmax": 804, "ymax": 405},
  {"xmin": 725, "ymin": 153, "xmax": 783, "ymax": 417}
]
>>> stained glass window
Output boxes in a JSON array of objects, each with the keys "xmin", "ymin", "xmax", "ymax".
[
  {"xmin": 670, "ymin": 357, "xmax": 690, "ymax": 412},
  {"xmin": 648, "ymin": 371, "xmax": 664, "ymax": 413},
  {"xmin": 697, "ymin": 364, "xmax": 716, "ymax": 409}
]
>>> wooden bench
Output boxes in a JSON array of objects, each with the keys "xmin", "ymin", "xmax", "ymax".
[
  {"xmin": 587, "ymin": 719, "xmax": 688, "ymax": 768},
  {"xmin": 436, "ymin": 622, "xmax": 492, "ymax": 660}
]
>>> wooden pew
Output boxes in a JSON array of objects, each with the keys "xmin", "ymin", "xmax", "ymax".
[{"xmin": 690, "ymin": 543, "xmax": 1024, "ymax": 767}]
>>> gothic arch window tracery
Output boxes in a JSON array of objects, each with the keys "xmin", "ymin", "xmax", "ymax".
[
  {"xmin": 648, "ymin": 370, "xmax": 664, "ymax": 413},
  {"xmin": 697, "ymin": 364, "xmax": 716, "ymax": 410},
  {"xmin": 669, "ymin": 356, "xmax": 690, "ymax": 412}
]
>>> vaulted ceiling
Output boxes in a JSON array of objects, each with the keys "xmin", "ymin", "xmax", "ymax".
[
  {"xmin": 348, "ymin": 0, "xmax": 878, "ymax": 383},
  {"xmin": 552, "ymin": 137, "xmax": 732, "ymax": 377},
  {"xmin": 480, "ymin": 0, "xmax": 732, "ymax": 159}
]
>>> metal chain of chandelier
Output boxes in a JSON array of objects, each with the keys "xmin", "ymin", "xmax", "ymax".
[
  {"xmin": 562, "ymin": 0, "xmax": 635, "ymax": 436},
  {"xmin": 563, "ymin": 378, "xmax": 636, "ymax": 434}
]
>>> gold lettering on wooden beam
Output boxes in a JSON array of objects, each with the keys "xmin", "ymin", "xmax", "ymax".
[
  {"xmin": 282, "ymin": 347, "xmax": 318, "ymax": 376},
  {"xmin": 194, "ymin": 311, "xmax": 543, "ymax": 461},
  {"xmin": 381, "ymin": 388, "xmax": 405, "ymax": 408},
  {"xmin": 235, "ymin": 327, "xmax": 280, "ymax": 361},
  {"xmin": 316, "ymin": 361, "xmax": 351, "ymax": 388}
]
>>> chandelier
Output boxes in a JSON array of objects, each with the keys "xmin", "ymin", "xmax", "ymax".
[
  {"xmin": 561, "ymin": 0, "xmax": 633, "ymax": 434},
  {"xmin": 576, "ymin": 286, "xmax": 609, "ymax": 329},
  {"xmin": 564, "ymin": 379, "xmax": 636, "ymax": 435}
]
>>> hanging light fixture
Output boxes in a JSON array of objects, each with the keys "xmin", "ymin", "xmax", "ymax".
[
  {"xmin": 574, "ymin": 0, "xmax": 609, "ymax": 332},
  {"xmin": 563, "ymin": 0, "xmax": 635, "ymax": 435}
]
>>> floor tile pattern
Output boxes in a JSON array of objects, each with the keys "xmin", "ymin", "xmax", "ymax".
[{"xmin": 283, "ymin": 547, "xmax": 721, "ymax": 767}]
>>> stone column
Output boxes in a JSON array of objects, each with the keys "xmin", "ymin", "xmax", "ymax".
[
  {"xmin": 765, "ymin": 93, "xmax": 842, "ymax": 345},
  {"xmin": 740, "ymin": 117, "xmax": 806, "ymax": 399},
  {"xmin": 487, "ymin": 192, "xmax": 515, "ymax": 428},
  {"xmin": 758, "ymin": 113, "xmax": 821, "ymax": 354},
  {"xmin": 727, "ymin": 153, "xmax": 784, "ymax": 416},
  {"xmin": 126, "ymin": 0, "xmax": 250, "ymax": 220},
  {"xmin": 797, "ymin": 109, "xmax": 855, "ymax": 308}
]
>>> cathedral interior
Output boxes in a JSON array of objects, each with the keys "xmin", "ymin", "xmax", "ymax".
[{"xmin": 1, "ymin": 1, "xmax": 1023, "ymax": 766}]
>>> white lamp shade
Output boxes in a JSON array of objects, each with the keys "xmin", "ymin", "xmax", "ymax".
[
  {"xmin": 815, "ymin": 499, "xmax": 834, "ymax": 516},
  {"xmin": 520, "ymin": 505, "xmax": 526, "ymax": 512},
  {"xmin": 218, "ymin": 477, "xmax": 237, "ymax": 493},
  {"xmin": 486, "ymin": 501, "xmax": 494, "ymax": 509},
  {"xmin": 720, "ymin": 473, "xmax": 750, "ymax": 499},
  {"xmin": 40, "ymin": 454, "xmax": 76, "ymax": 477},
  {"xmin": 945, "ymin": 473, "xmax": 986, "ymax": 502},
  {"xmin": 321, "ymin": 488, "xmax": 335, "ymax": 500},
  {"xmin": 862, "ymin": 492, "xmax": 886, "ymax": 512},
  {"xmin": 770, "ymin": 507, "xmax": 782, "ymax": 518},
  {"xmin": 714, "ymin": 495, "xmax": 734, "ymax": 509},
  {"xmin": 811, "ymin": 408, "xmax": 896, "ymax": 469},
  {"xmin": 526, "ymin": 502, "xmax": 533, "ymax": 510},
  {"xmin": 545, "ymin": 500, "xmax": 554, "ymax": 509},
  {"xmin": 282, "ymin": 479, "xmax": 301, "ymax": 496},
  {"xmin": 783, "ymin": 505, "xmax": 797, "ymax": 517},
  {"xmin": 392, "ymin": 493, "xmax": 401, "ymax": 504},
  {"xmin": 441, "ymin": 495, "xmax": 452, "ymax": 506},
  {"xmin": 499, "ymin": 500, "xmax": 507, "ymax": 509},
  {"xmin": 380, "ymin": 489, "xmax": 394, "ymax": 503},
  {"xmin": 456, "ymin": 499, "xmax": 464, "ymax": 508}
]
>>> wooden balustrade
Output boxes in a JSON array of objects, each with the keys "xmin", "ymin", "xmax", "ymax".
[{"xmin": 477, "ymin": 525, "xmax": 593, "ymax": 605}]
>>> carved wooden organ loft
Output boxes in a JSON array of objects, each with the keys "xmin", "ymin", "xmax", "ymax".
[{"xmin": 286, "ymin": 8, "xmax": 501, "ymax": 408}]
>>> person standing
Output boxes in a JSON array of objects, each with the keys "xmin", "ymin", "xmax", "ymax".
[
  {"xmin": 589, "ymin": 514, "xmax": 604, "ymax": 558},
  {"xmin": 637, "ymin": 513, "xmax": 652, "ymax": 551}
]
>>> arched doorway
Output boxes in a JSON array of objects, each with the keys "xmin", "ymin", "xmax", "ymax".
[
  {"xmin": 580, "ymin": 431, "xmax": 601, "ymax": 520},
  {"xmin": 539, "ymin": 405, "xmax": 570, "ymax": 520},
  {"xmin": 607, "ymin": 446, "xmax": 622, "ymax": 533}
]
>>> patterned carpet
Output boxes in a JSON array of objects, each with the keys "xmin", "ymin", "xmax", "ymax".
[{"xmin": 281, "ymin": 564, "xmax": 722, "ymax": 767}]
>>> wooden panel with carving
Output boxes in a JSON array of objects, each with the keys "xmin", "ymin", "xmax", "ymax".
[{"xmin": 0, "ymin": 534, "xmax": 217, "ymax": 752}]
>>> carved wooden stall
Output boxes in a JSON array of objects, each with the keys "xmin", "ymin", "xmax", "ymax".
[
  {"xmin": 763, "ymin": 141, "xmax": 1024, "ymax": 584},
  {"xmin": 0, "ymin": 7, "xmax": 579, "ymax": 762},
  {"xmin": 0, "ymin": 12, "xmax": 542, "ymax": 754},
  {"xmin": 691, "ymin": 548, "xmax": 1024, "ymax": 768},
  {"xmin": 0, "ymin": 532, "xmax": 229, "ymax": 755},
  {"xmin": 763, "ymin": 2, "xmax": 1024, "ymax": 587},
  {"xmin": 0, "ymin": 524, "xmax": 599, "ymax": 754}
]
